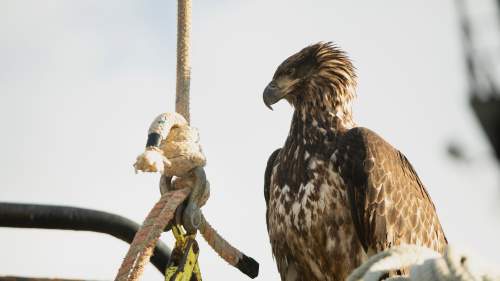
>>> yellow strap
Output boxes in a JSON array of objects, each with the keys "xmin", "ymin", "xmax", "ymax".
[{"xmin": 165, "ymin": 225, "xmax": 202, "ymax": 281}]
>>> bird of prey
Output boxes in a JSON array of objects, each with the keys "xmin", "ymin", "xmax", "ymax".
[{"xmin": 263, "ymin": 42, "xmax": 447, "ymax": 281}]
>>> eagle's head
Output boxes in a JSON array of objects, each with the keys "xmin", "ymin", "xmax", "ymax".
[{"xmin": 263, "ymin": 42, "xmax": 357, "ymax": 128}]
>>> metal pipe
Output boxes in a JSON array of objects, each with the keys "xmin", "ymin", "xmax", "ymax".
[{"xmin": 0, "ymin": 202, "xmax": 171, "ymax": 275}]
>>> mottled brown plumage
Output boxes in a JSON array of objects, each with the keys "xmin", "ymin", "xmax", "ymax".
[{"xmin": 263, "ymin": 42, "xmax": 447, "ymax": 281}]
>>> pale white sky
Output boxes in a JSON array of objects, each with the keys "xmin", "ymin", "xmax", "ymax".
[{"xmin": 1, "ymin": 1, "xmax": 499, "ymax": 280}]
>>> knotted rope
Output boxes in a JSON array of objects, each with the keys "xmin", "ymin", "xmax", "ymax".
[
  {"xmin": 114, "ymin": 0, "xmax": 258, "ymax": 279},
  {"xmin": 347, "ymin": 245, "xmax": 500, "ymax": 281}
]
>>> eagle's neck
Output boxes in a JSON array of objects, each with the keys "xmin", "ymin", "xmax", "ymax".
[
  {"xmin": 289, "ymin": 108, "xmax": 336, "ymax": 146},
  {"xmin": 291, "ymin": 83, "xmax": 355, "ymax": 144},
  {"xmin": 294, "ymin": 106, "xmax": 353, "ymax": 143},
  {"xmin": 275, "ymin": 83, "xmax": 356, "ymax": 193}
]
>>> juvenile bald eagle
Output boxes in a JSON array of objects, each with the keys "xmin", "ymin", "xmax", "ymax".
[{"xmin": 263, "ymin": 42, "xmax": 447, "ymax": 281}]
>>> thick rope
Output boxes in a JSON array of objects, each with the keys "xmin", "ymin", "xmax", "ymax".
[
  {"xmin": 199, "ymin": 213, "xmax": 242, "ymax": 266},
  {"xmin": 115, "ymin": 187, "xmax": 191, "ymax": 281},
  {"xmin": 199, "ymin": 214, "xmax": 258, "ymax": 278},
  {"xmin": 176, "ymin": 0, "xmax": 191, "ymax": 123},
  {"xmin": 347, "ymin": 245, "xmax": 500, "ymax": 281}
]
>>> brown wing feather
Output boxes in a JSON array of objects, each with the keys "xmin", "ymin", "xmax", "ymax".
[
  {"xmin": 264, "ymin": 148, "xmax": 297, "ymax": 279},
  {"xmin": 264, "ymin": 148, "xmax": 281, "ymax": 230},
  {"xmin": 336, "ymin": 127, "xmax": 447, "ymax": 254}
]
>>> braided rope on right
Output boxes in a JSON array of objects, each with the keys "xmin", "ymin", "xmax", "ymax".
[{"xmin": 199, "ymin": 213, "xmax": 243, "ymax": 266}]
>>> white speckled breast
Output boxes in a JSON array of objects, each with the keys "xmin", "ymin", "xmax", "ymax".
[{"xmin": 268, "ymin": 156, "xmax": 367, "ymax": 281}]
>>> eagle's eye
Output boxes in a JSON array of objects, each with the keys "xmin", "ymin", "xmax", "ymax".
[{"xmin": 286, "ymin": 68, "xmax": 296, "ymax": 77}]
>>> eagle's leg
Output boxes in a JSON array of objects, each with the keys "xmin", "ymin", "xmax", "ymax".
[
  {"xmin": 285, "ymin": 262, "xmax": 299, "ymax": 281},
  {"xmin": 278, "ymin": 256, "xmax": 309, "ymax": 281}
]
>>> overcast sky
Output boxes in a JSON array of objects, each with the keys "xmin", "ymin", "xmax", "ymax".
[{"xmin": 1, "ymin": 1, "xmax": 499, "ymax": 280}]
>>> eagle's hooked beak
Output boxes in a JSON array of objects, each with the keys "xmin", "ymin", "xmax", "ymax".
[{"xmin": 263, "ymin": 81, "xmax": 288, "ymax": 110}]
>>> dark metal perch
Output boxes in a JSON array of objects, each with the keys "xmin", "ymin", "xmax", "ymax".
[{"xmin": 0, "ymin": 202, "xmax": 171, "ymax": 275}]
